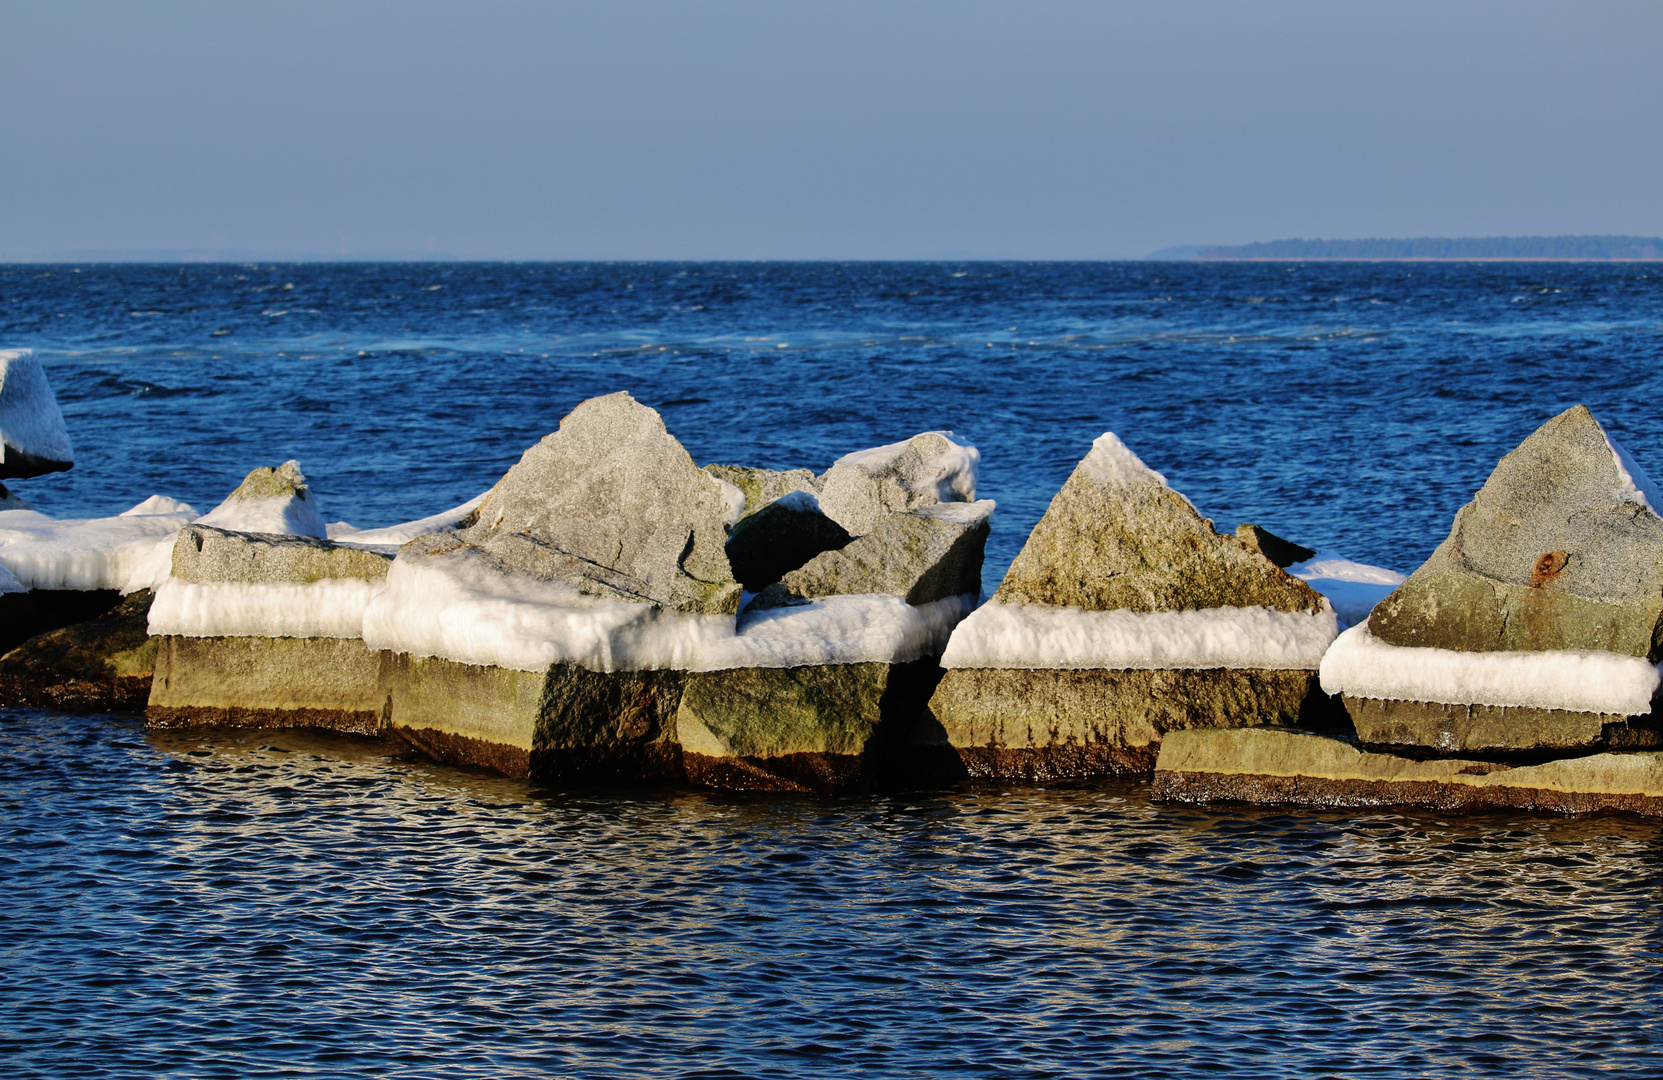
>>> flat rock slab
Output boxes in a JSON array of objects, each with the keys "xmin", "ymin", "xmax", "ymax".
[
  {"xmin": 1345, "ymin": 694, "xmax": 1663, "ymax": 756},
  {"xmin": 1152, "ymin": 726, "xmax": 1663, "ymax": 816},
  {"xmin": 148, "ymin": 635, "xmax": 385, "ymax": 735},
  {"xmin": 172, "ymin": 524, "xmax": 392, "ymax": 583},
  {"xmin": 920, "ymin": 666, "xmax": 1321, "ymax": 781}
]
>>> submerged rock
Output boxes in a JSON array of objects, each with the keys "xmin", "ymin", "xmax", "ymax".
[
  {"xmin": 0, "ymin": 349, "xmax": 74, "ymax": 480},
  {"xmin": 920, "ymin": 432, "xmax": 1336, "ymax": 782},
  {"xmin": 1152, "ymin": 726, "xmax": 1663, "ymax": 817}
]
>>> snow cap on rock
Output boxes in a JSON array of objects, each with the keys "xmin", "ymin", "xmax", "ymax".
[
  {"xmin": 196, "ymin": 461, "xmax": 329, "ymax": 538},
  {"xmin": 0, "ymin": 349, "xmax": 75, "ymax": 480}
]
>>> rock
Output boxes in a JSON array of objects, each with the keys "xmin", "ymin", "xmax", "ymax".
[
  {"xmin": 195, "ymin": 460, "xmax": 328, "ymax": 537},
  {"xmin": 753, "ymin": 503, "xmax": 990, "ymax": 609},
  {"xmin": 996, "ymin": 434, "xmax": 1323, "ymax": 614},
  {"xmin": 1370, "ymin": 405, "xmax": 1663, "ymax": 657},
  {"xmin": 145, "ymin": 526, "xmax": 392, "ymax": 732},
  {"xmin": 1152, "ymin": 725, "xmax": 1663, "ymax": 817},
  {"xmin": 170, "ymin": 523, "xmax": 393, "ymax": 584},
  {"xmin": 1345, "ymin": 694, "xmax": 1663, "ymax": 757},
  {"xmin": 919, "ymin": 667, "xmax": 1328, "ymax": 780},
  {"xmin": 677, "ymin": 660, "xmax": 942, "ymax": 792},
  {"xmin": 0, "ymin": 349, "xmax": 74, "ymax": 480},
  {"xmin": 459, "ymin": 392, "xmax": 740, "ymax": 614},
  {"xmin": 703, "ymin": 464, "xmax": 818, "ymax": 519},
  {"xmin": 1235, "ymin": 523, "xmax": 1316, "ymax": 569},
  {"xmin": 0, "ymin": 589, "xmax": 156, "ymax": 713},
  {"xmin": 816, "ymin": 431, "xmax": 980, "ymax": 536},
  {"xmin": 0, "ymin": 482, "xmax": 30, "ymax": 510},
  {"xmin": 724, "ymin": 491, "xmax": 852, "ymax": 592},
  {"xmin": 923, "ymin": 432, "xmax": 1335, "ymax": 782},
  {"xmin": 1325, "ymin": 406, "xmax": 1663, "ymax": 755}
]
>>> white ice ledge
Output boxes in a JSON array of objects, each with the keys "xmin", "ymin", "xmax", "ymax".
[
  {"xmin": 940, "ymin": 600, "xmax": 1339, "ymax": 671},
  {"xmin": 359, "ymin": 550, "xmax": 973, "ymax": 673},
  {"xmin": 149, "ymin": 578, "xmax": 386, "ymax": 640},
  {"xmin": 1318, "ymin": 622, "xmax": 1662, "ymax": 716}
]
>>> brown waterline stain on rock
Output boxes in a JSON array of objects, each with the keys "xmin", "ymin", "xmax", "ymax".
[
  {"xmin": 1151, "ymin": 769, "xmax": 1663, "ymax": 817},
  {"xmin": 391, "ymin": 724, "xmax": 532, "ymax": 780},
  {"xmin": 0, "ymin": 673, "xmax": 152, "ymax": 716},
  {"xmin": 147, "ymin": 703, "xmax": 382, "ymax": 736}
]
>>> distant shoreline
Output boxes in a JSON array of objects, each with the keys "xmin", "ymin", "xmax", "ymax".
[{"xmin": 1165, "ymin": 235, "xmax": 1663, "ymax": 262}]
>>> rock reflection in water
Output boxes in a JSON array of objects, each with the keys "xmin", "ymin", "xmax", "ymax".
[{"xmin": 2, "ymin": 708, "xmax": 1662, "ymax": 1077}]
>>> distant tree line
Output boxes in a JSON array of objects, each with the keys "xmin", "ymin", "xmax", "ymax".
[{"xmin": 1195, "ymin": 236, "xmax": 1663, "ymax": 260}]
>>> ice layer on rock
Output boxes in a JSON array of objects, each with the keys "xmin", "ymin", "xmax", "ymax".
[
  {"xmin": 360, "ymin": 548, "xmax": 973, "ymax": 673},
  {"xmin": 1318, "ymin": 622, "xmax": 1662, "ymax": 716},
  {"xmin": 0, "ymin": 499, "xmax": 196, "ymax": 591},
  {"xmin": 148, "ymin": 579, "xmax": 387, "ymax": 639},
  {"xmin": 939, "ymin": 600, "xmax": 1339, "ymax": 671}
]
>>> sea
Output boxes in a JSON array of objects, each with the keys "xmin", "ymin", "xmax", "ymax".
[{"xmin": 2, "ymin": 261, "xmax": 1662, "ymax": 1077}]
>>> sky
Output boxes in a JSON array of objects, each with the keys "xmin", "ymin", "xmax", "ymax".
[{"xmin": 2, "ymin": 0, "xmax": 1660, "ymax": 260}]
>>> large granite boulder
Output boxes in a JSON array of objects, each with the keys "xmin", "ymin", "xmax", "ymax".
[
  {"xmin": 462, "ymin": 392, "xmax": 741, "ymax": 614},
  {"xmin": 1324, "ymin": 405, "xmax": 1663, "ymax": 756},
  {"xmin": 0, "ymin": 349, "xmax": 74, "ymax": 479},
  {"xmin": 1152, "ymin": 726, "xmax": 1663, "ymax": 817},
  {"xmin": 370, "ymin": 401, "xmax": 988, "ymax": 792},
  {"xmin": 147, "ymin": 525, "xmax": 392, "ymax": 734},
  {"xmin": 918, "ymin": 432, "xmax": 1338, "ymax": 781}
]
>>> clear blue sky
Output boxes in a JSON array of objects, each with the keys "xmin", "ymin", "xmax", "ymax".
[{"xmin": 3, "ymin": 0, "xmax": 1659, "ymax": 260}]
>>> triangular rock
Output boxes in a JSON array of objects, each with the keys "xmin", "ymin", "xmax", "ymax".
[
  {"xmin": 1369, "ymin": 404, "xmax": 1663, "ymax": 657},
  {"xmin": 995, "ymin": 433, "xmax": 1322, "ymax": 614},
  {"xmin": 433, "ymin": 391, "xmax": 741, "ymax": 615},
  {"xmin": 196, "ymin": 461, "xmax": 329, "ymax": 537}
]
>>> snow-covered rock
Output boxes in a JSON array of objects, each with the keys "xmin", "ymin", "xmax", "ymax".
[
  {"xmin": 1327, "ymin": 404, "xmax": 1663, "ymax": 755},
  {"xmin": 0, "ymin": 349, "xmax": 74, "ymax": 480},
  {"xmin": 816, "ymin": 431, "xmax": 980, "ymax": 536},
  {"xmin": 0, "ymin": 498, "xmax": 196, "ymax": 592},
  {"xmin": 921, "ymin": 431, "xmax": 1339, "ymax": 782}
]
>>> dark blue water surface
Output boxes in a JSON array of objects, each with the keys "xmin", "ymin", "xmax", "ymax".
[{"xmin": 3, "ymin": 262, "xmax": 1663, "ymax": 1077}]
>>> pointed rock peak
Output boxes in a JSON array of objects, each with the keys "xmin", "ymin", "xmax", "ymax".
[
  {"xmin": 227, "ymin": 460, "xmax": 309, "ymax": 501},
  {"xmin": 1481, "ymin": 404, "xmax": 1663, "ymax": 522},
  {"xmin": 993, "ymin": 434, "xmax": 1321, "ymax": 615},
  {"xmin": 1368, "ymin": 404, "xmax": 1663, "ymax": 657},
  {"xmin": 197, "ymin": 461, "xmax": 328, "ymax": 538},
  {"xmin": 1077, "ymin": 432, "xmax": 1168, "ymax": 489},
  {"xmin": 0, "ymin": 348, "xmax": 75, "ymax": 480},
  {"xmin": 1597, "ymin": 421, "xmax": 1662, "ymax": 515},
  {"xmin": 452, "ymin": 391, "xmax": 740, "ymax": 614}
]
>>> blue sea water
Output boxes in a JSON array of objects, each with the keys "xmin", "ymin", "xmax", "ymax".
[{"xmin": 3, "ymin": 261, "xmax": 1663, "ymax": 1077}]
